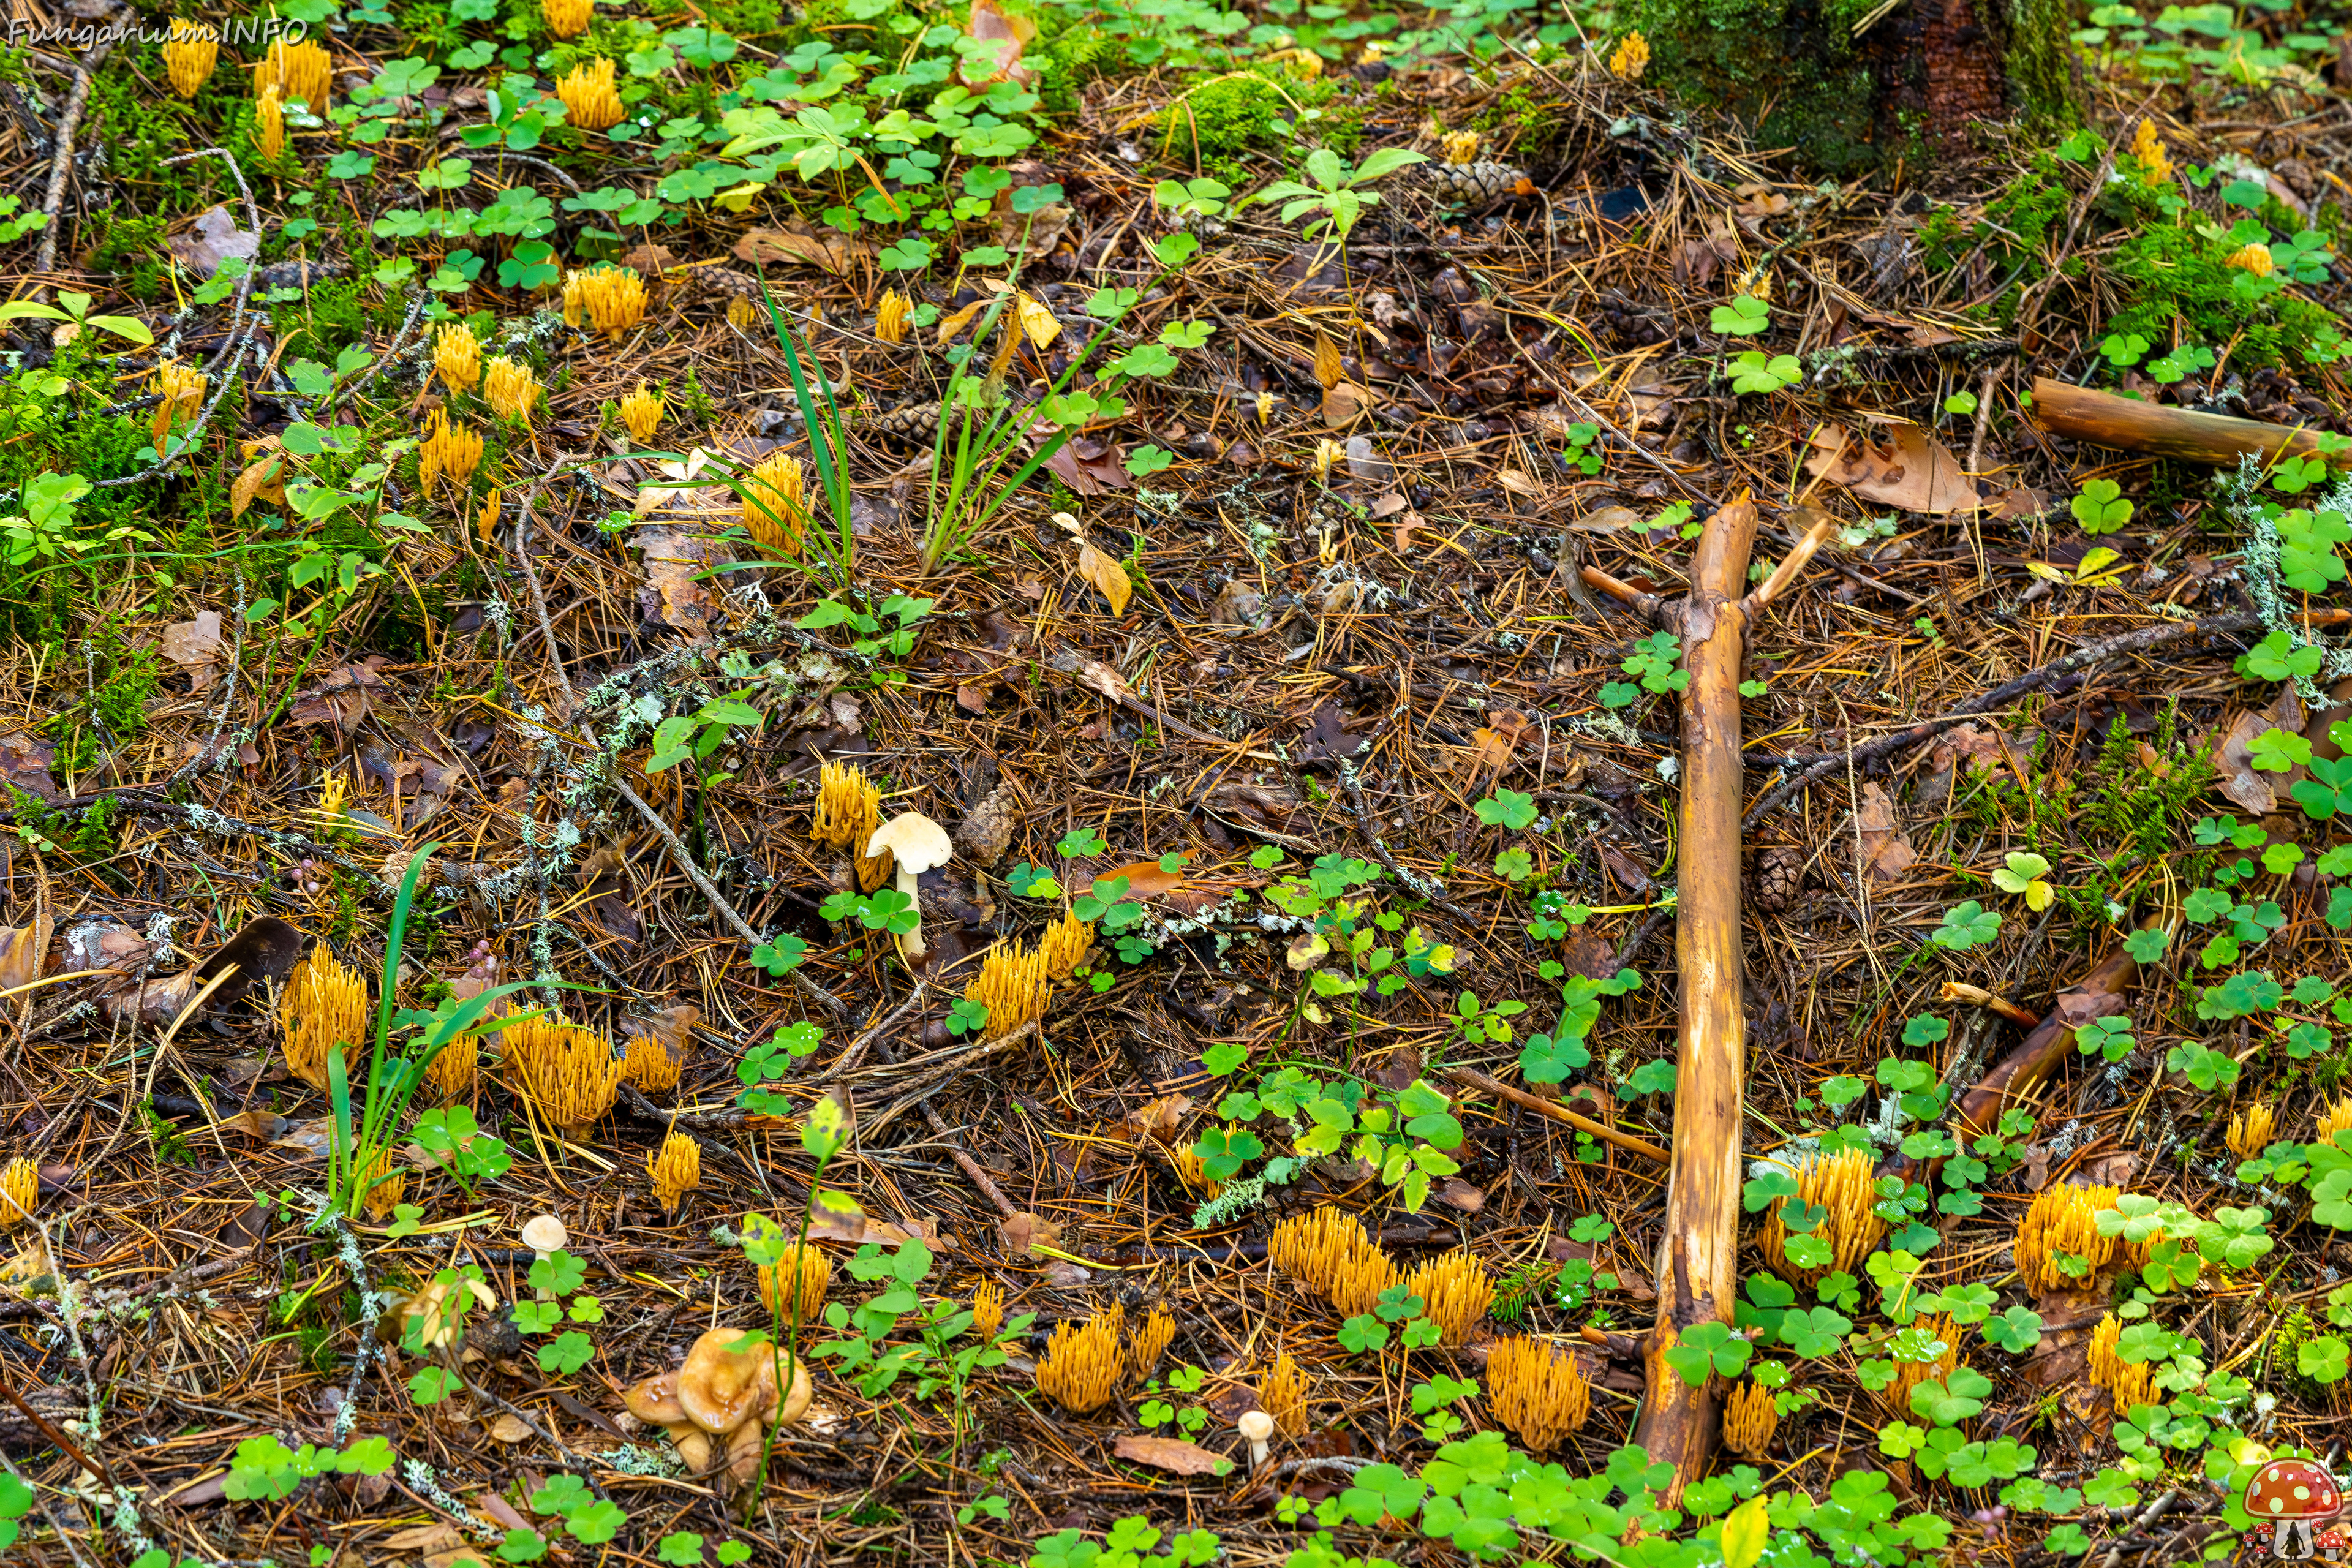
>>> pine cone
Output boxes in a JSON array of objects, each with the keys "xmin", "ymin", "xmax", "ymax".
[
  {"xmin": 864, "ymin": 401, "xmax": 941, "ymax": 443},
  {"xmin": 1427, "ymin": 162, "xmax": 1535, "ymax": 204},
  {"xmin": 1751, "ymin": 845, "xmax": 1804, "ymax": 912},
  {"xmin": 957, "ymin": 786, "xmax": 1016, "ymax": 867}
]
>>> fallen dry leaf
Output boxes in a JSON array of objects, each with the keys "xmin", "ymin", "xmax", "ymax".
[
  {"xmin": 960, "ymin": 0, "xmax": 1035, "ymax": 86},
  {"xmin": 1322, "ymin": 380, "xmax": 1372, "ymax": 430},
  {"xmin": 732, "ymin": 225, "xmax": 863, "ymax": 274},
  {"xmin": 998, "ymin": 1211, "xmax": 1061, "ymax": 1257},
  {"xmin": 635, "ymin": 527, "xmax": 732, "ymax": 644},
  {"xmin": 0, "ymin": 731, "xmax": 58, "ymax": 801},
  {"xmin": 1124, "ymin": 1093, "xmax": 1193, "ymax": 1144},
  {"xmin": 1074, "ymin": 538, "xmax": 1133, "ymax": 616},
  {"xmin": 1855, "ymin": 782, "xmax": 1917, "ymax": 880},
  {"xmin": 1805, "ymin": 422, "xmax": 1981, "ymax": 514},
  {"xmin": 488, "ymin": 1414, "xmax": 534, "ymax": 1443},
  {"xmin": 1112, "ymin": 1433, "xmax": 1234, "ymax": 1476},
  {"xmin": 230, "ymin": 448, "xmax": 286, "ymax": 518},
  {"xmin": 1312, "ymin": 332, "xmax": 1343, "ymax": 390},
  {"xmin": 382, "ymin": 1523, "xmax": 469, "ymax": 1553},
  {"xmin": 160, "ymin": 611, "xmax": 225, "ymax": 692},
  {"xmin": 0, "ymin": 925, "xmax": 43, "ymax": 993},
  {"xmin": 287, "ymin": 657, "xmax": 391, "ymax": 733},
  {"xmin": 2206, "ymin": 686, "xmax": 2305, "ymax": 815},
  {"xmin": 1094, "ymin": 857, "xmax": 1189, "ymax": 897}
]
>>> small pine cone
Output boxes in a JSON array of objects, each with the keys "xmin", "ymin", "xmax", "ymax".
[
  {"xmin": 957, "ymin": 786, "xmax": 1017, "ymax": 867},
  {"xmin": 1751, "ymin": 845, "xmax": 1804, "ymax": 912},
  {"xmin": 865, "ymin": 401, "xmax": 941, "ymax": 443},
  {"xmin": 695, "ymin": 267, "xmax": 761, "ymax": 298},
  {"xmin": 1427, "ymin": 162, "xmax": 1535, "ymax": 204}
]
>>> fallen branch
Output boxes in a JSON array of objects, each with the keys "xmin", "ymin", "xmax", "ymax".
[
  {"xmin": 2028, "ymin": 375, "xmax": 2342, "ymax": 467},
  {"xmin": 29, "ymin": 40, "xmax": 108, "ymax": 276},
  {"xmin": 1442, "ymin": 1065, "xmax": 1668, "ymax": 1163}
]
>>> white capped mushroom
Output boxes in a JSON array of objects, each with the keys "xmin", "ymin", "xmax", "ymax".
[
  {"xmin": 865, "ymin": 811, "xmax": 954, "ymax": 959},
  {"xmin": 521, "ymin": 1213, "xmax": 568, "ymax": 1300},
  {"xmin": 1238, "ymin": 1408, "xmax": 1275, "ymax": 1470}
]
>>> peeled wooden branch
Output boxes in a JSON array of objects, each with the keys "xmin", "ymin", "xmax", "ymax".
[
  {"xmin": 1632, "ymin": 493, "xmax": 1761, "ymax": 1493},
  {"xmin": 2028, "ymin": 376, "xmax": 2340, "ymax": 466},
  {"xmin": 1442, "ymin": 1065, "xmax": 1668, "ymax": 1163}
]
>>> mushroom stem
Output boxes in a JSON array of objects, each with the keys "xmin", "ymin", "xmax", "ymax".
[{"xmin": 894, "ymin": 867, "xmax": 927, "ymax": 958}]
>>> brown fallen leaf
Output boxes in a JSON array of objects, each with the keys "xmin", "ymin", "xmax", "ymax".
[
  {"xmin": 1434, "ymin": 1178, "xmax": 1485, "ymax": 1213},
  {"xmin": 488, "ymin": 1414, "xmax": 534, "ymax": 1442},
  {"xmin": 1569, "ymin": 503, "xmax": 1645, "ymax": 534},
  {"xmin": 1093, "ymin": 857, "xmax": 1189, "ymax": 898},
  {"xmin": 231, "ymin": 445, "xmax": 287, "ymax": 517},
  {"xmin": 0, "ymin": 731, "xmax": 58, "ymax": 802},
  {"xmin": 382, "ymin": 1523, "xmax": 470, "ymax": 1553},
  {"xmin": 1112, "ymin": 1433, "xmax": 1234, "ymax": 1476},
  {"xmin": 1311, "ymin": 332, "xmax": 1343, "ymax": 390},
  {"xmin": 635, "ymin": 527, "xmax": 732, "ymax": 644},
  {"xmin": 1855, "ymin": 782, "xmax": 1917, "ymax": 880},
  {"xmin": 273, "ymin": 1115, "xmax": 337, "ymax": 1160},
  {"xmin": 732, "ymin": 224, "xmax": 863, "ymax": 274},
  {"xmin": 1805, "ymin": 422, "xmax": 1981, "ymax": 514},
  {"xmin": 2206, "ymin": 687, "xmax": 2305, "ymax": 815},
  {"xmin": 160, "ymin": 611, "xmax": 225, "ymax": 692},
  {"xmin": 1124, "ymin": 1093, "xmax": 1193, "ymax": 1144},
  {"xmin": 1321, "ymin": 380, "xmax": 1372, "ymax": 430},
  {"xmin": 960, "ymin": 0, "xmax": 1035, "ymax": 86},
  {"xmin": 1467, "ymin": 708, "xmax": 1533, "ymax": 779},
  {"xmin": 287, "ymin": 657, "xmax": 391, "ymax": 733},
  {"xmin": 1074, "ymin": 538, "xmax": 1133, "ymax": 616},
  {"xmin": 998, "ymin": 1211, "xmax": 1061, "ymax": 1257}
]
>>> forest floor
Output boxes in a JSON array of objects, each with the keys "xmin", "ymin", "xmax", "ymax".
[{"xmin": 0, "ymin": 4, "xmax": 2350, "ymax": 1568}]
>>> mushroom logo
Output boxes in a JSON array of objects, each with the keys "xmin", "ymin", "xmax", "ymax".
[
  {"xmin": 2318, "ymin": 1523, "xmax": 2351, "ymax": 1562},
  {"xmin": 2245, "ymin": 1457, "xmax": 2343, "ymax": 1560}
]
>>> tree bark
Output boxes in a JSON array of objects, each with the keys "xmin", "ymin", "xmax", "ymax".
[{"xmin": 1632, "ymin": 496, "xmax": 1759, "ymax": 1493}]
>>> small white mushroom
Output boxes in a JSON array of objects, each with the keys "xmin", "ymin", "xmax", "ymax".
[
  {"xmin": 865, "ymin": 811, "xmax": 954, "ymax": 960},
  {"xmin": 521, "ymin": 1213, "xmax": 568, "ymax": 1300},
  {"xmin": 1238, "ymin": 1408, "xmax": 1275, "ymax": 1471}
]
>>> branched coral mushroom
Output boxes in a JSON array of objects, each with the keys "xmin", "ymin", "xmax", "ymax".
[
  {"xmin": 1758, "ymin": 1148, "xmax": 1887, "ymax": 1287},
  {"xmin": 2015, "ymin": 1182, "xmax": 2120, "ymax": 1293},
  {"xmin": 1128, "ymin": 1306, "xmax": 1174, "ymax": 1381},
  {"xmin": 756, "ymin": 1242, "xmax": 832, "ymax": 1326},
  {"xmin": 503, "ymin": 1013, "xmax": 624, "ymax": 1131},
  {"xmin": 967, "ymin": 941, "xmax": 1050, "ymax": 1040},
  {"xmin": 483, "ymin": 358, "xmax": 541, "ymax": 425},
  {"xmin": 542, "ymin": 0, "xmax": 592, "ymax": 36},
  {"xmin": 1035, "ymin": 1305, "xmax": 1123, "ymax": 1413},
  {"xmin": 970, "ymin": 1280, "xmax": 1004, "ymax": 1341},
  {"xmin": 260, "ymin": 38, "xmax": 332, "ymax": 110},
  {"xmin": 563, "ymin": 266, "xmax": 647, "ymax": 336},
  {"xmin": 1269, "ymin": 1207, "xmax": 1395, "ymax": 1311},
  {"xmin": 557, "ymin": 58, "xmax": 625, "ymax": 134},
  {"xmin": 2228, "ymin": 1101, "xmax": 2277, "ymax": 1159},
  {"xmin": 1721, "ymin": 1379, "xmax": 1777, "ymax": 1459},
  {"xmin": 0, "ymin": 1158, "xmax": 36, "ymax": 1229},
  {"xmin": 1038, "ymin": 910, "xmax": 1095, "ymax": 981},
  {"xmin": 1259, "ymin": 1351, "xmax": 1307, "ymax": 1436},
  {"xmin": 619, "ymin": 383, "xmax": 665, "ymax": 443},
  {"xmin": 164, "ymin": 21, "xmax": 218, "ymax": 97},
  {"xmin": 622, "ymin": 1032, "xmax": 681, "ymax": 1093},
  {"xmin": 1487, "ymin": 1336, "xmax": 1592, "ymax": 1452},
  {"xmin": 648, "ymin": 1131, "xmax": 701, "ymax": 1211},
  {"xmin": 280, "ymin": 943, "xmax": 366, "ymax": 1093},
  {"xmin": 742, "ymin": 453, "xmax": 805, "ymax": 558},
  {"xmin": 434, "ymin": 323, "xmax": 481, "ymax": 393},
  {"xmin": 1404, "ymin": 1250, "xmax": 1493, "ymax": 1344}
]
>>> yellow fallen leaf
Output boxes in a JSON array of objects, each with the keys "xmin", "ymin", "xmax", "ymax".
[
  {"xmin": 1076, "ymin": 538, "xmax": 1132, "ymax": 615},
  {"xmin": 712, "ymin": 182, "xmax": 767, "ymax": 212},
  {"xmin": 1015, "ymin": 290, "xmax": 1061, "ymax": 349},
  {"xmin": 1312, "ymin": 331, "xmax": 1343, "ymax": 390}
]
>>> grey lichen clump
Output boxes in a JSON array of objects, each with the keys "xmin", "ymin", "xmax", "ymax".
[{"xmin": 2225, "ymin": 455, "xmax": 2352, "ymax": 707}]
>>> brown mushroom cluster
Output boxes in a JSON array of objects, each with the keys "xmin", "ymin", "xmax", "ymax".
[{"xmin": 624, "ymin": 1328, "xmax": 813, "ymax": 1496}]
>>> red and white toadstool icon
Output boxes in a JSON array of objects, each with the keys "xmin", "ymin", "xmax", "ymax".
[
  {"xmin": 2315, "ymin": 1522, "xmax": 2350, "ymax": 1562},
  {"xmin": 2245, "ymin": 1456, "xmax": 2343, "ymax": 1561}
]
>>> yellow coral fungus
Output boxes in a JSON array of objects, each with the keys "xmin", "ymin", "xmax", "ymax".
[
  {"xmin": 741, "ymin": 452, "xmax": 806, "ymax": 559},
  {"xmin": 359, "ymin": 1149, "xmax": 406, "ymax": 1222},
  {"xmin": 967, "ymin": 941, "xmax": 1050, "ymax": 1040},
  {"xmin": 426, "ymin": 1030, "xmax": 478, "ymax": 1099},
  {"xmin": 557, "ymin": 57, "xmax": 624, "ymax": 133},
  {"xmin": 622, "ymin": 1033, "xmax": 682, "ymax": 1093},
  {"xmin": 0, "ymin": 1158, "xmax": 36, "ymax": 1229},
  {"xmin": 433, "ymin": 322, "xmax": 481, "ymax": 393},
  {"xmin": 1260, "ymin": 1351, "xmax": 1308, "ymax": 1436},
  {"xmin": 1608, "ymin": 30, "xmax": 1650, "ymax": 79},
  {"xmin": 2228, "ymin": 1101, "xmax": 2277, "ymax": 1159},
  {"xmin": 970, "ymin": 1279, "xmax": 1005, "ymax": 1341},
  {"xmin": 1268, "ymin": 1207, "xmax": 1397, "ymax": 1313},
  {"xmin": 1877, "ymin": 1314, "xmax": 1962, "ymax": 1414},
  {"xmin": 564, "ymin": 266, "xmax": 647, "ymax": 336},
  {"xmin": 503, "ymin": 1012, "xmax": 624, "ymax": 1131},
  {"xmin": 1439, "ymin": 129, "xmax": 1481, "ymax": 165},
  {"xmin": 483, "ymin": 357, "xmax": 541, "ymax": 424},
  {"xmin": 418, "ymin": 407, "xmax": 484, "ymax": 502},
  {"xmin": 1039, "ymin": 910, "xmax": 1095, "ymax": 981},
  {"xmin": 876, "ymin": 289, "xmax": 911, "ymax": 345},
  {"xmin": 164, "ymin": 21, "xmax": 219, "ymax": 97},
  {"xmin": 756, "ymin": 1242, "xmax": 832, "ymax": 1326},
  {"xmin": 2132, "ymin": 119, "xmax": 2173, "ymax": 185},
  {"xmin": 1404, "ymin": 1250, "xmax": 1493, "ymax": 1345},
  {"xmin": 260, "ymin": 37, "xmax": 332, "ymax": 110},
  {"xmin": 1722, "ymin": 1380, "xmax": 1777, "ymax": 1460},
  {"xmin": 280, "ymin": 943, "xmax": 368, "ymax": 1093},
  {"xmin": 2318, "ymin": 1095, "xmax": 2352, "ymax": 1151},
  {"xmin": 2015, "ymin": 1182, "xmax": 2120, "ymax": 1294},
  {"xmin": 1487, "ymin": 1336, "xmax": 1593, "ymax": 1453},
  {"xmin": 1036, "ymin": 1305, "xmax": 1123, "ymax": 1413},
  {"xmin": 2226, "ymin": 243, "xmax": 2275, "ymax": 277},
  {"xmin": 649, "ymin": 1131, "xmax": 701, "ymax": 1211},
  {"xmin": 1758, "ymin": 1148, "xmax": 1887, "ymax": 1286},
  {"xmin": 1128, "ymin": 1306, "xmax": 1174, "ymax": 1381},
  {"xmin": 255, "ymin": 86, "xmax": 285, "ymax": 160},
  {"xmin": 543, "ymin": 0, "xmax": 592, "ymax": 36},
  {"xmin": 619, "ymin": 383, "xmax": 664, "ymax": 444}
]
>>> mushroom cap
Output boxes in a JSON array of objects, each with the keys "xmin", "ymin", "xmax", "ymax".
[
  {"xmin": 1237, "ymin": 1409, "xmax": 1275, "ymax": 1441},
  {"xmin": 520, "ymin": 1213, "xmax": 568, "ymax": 1255},
  {"xmin": 624, "ymin": 1368, "xmax": 687, "ymax": 1425},
  {"xmin": 866, "ymin": 810, "xmax": 953, "ymax": 875},
  {"xmin": 2247, "ymin": 1458, "xmax": 2342, "ymax": 1520},
  {"xmin": 677, "ymin": 1327, "xmax": 781, "ymax": 1434}
]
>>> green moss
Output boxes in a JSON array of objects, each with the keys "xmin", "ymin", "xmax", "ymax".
[
  {"xmin": 1032, "ymin": 15, "xmax": 1118, "ymax": 119},
  {"xmin": 2005, "ymin": 0, "xmax": 2081, "ymax": 132},
  {"xmin": 2106, "ymin": 222, "xmax": 2341, "ymax": 369},
  {"xmin": 1160, "ymin": 67, "xmax": 1336, "ymax": 160},
  {"xmin": 274, "ymin": 278, "xmax": 374, "ymax": 365},
  {"xmin": 86, "ymin": 213, "xmax": 173, "ymax": 303},
  {"xmin": 1630, "ymin": 0, "xmax": 1879, "ymax": 173}
]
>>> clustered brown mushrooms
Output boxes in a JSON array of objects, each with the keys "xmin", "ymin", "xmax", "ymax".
[{"xmin": 624, "ymin": 1327, "xmax": 813, "ymax": 1496}]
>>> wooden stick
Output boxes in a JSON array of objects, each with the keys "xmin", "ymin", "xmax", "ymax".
[
  {"xmin": 1632, "ymin": 492, "xmax": 1760, "ymax": 1494},
  {"xmin": 2028, "ymin": 376, "xmax": 2340, "ymax": 467},
  {"xmin": 1442, "ymin": 1065, "xmax": 1669, "ymax": 1163}
]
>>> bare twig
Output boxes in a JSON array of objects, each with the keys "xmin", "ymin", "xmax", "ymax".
[{"xmin": 30, "ymin": 40, "xmax": 110, "ymax": 276}]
